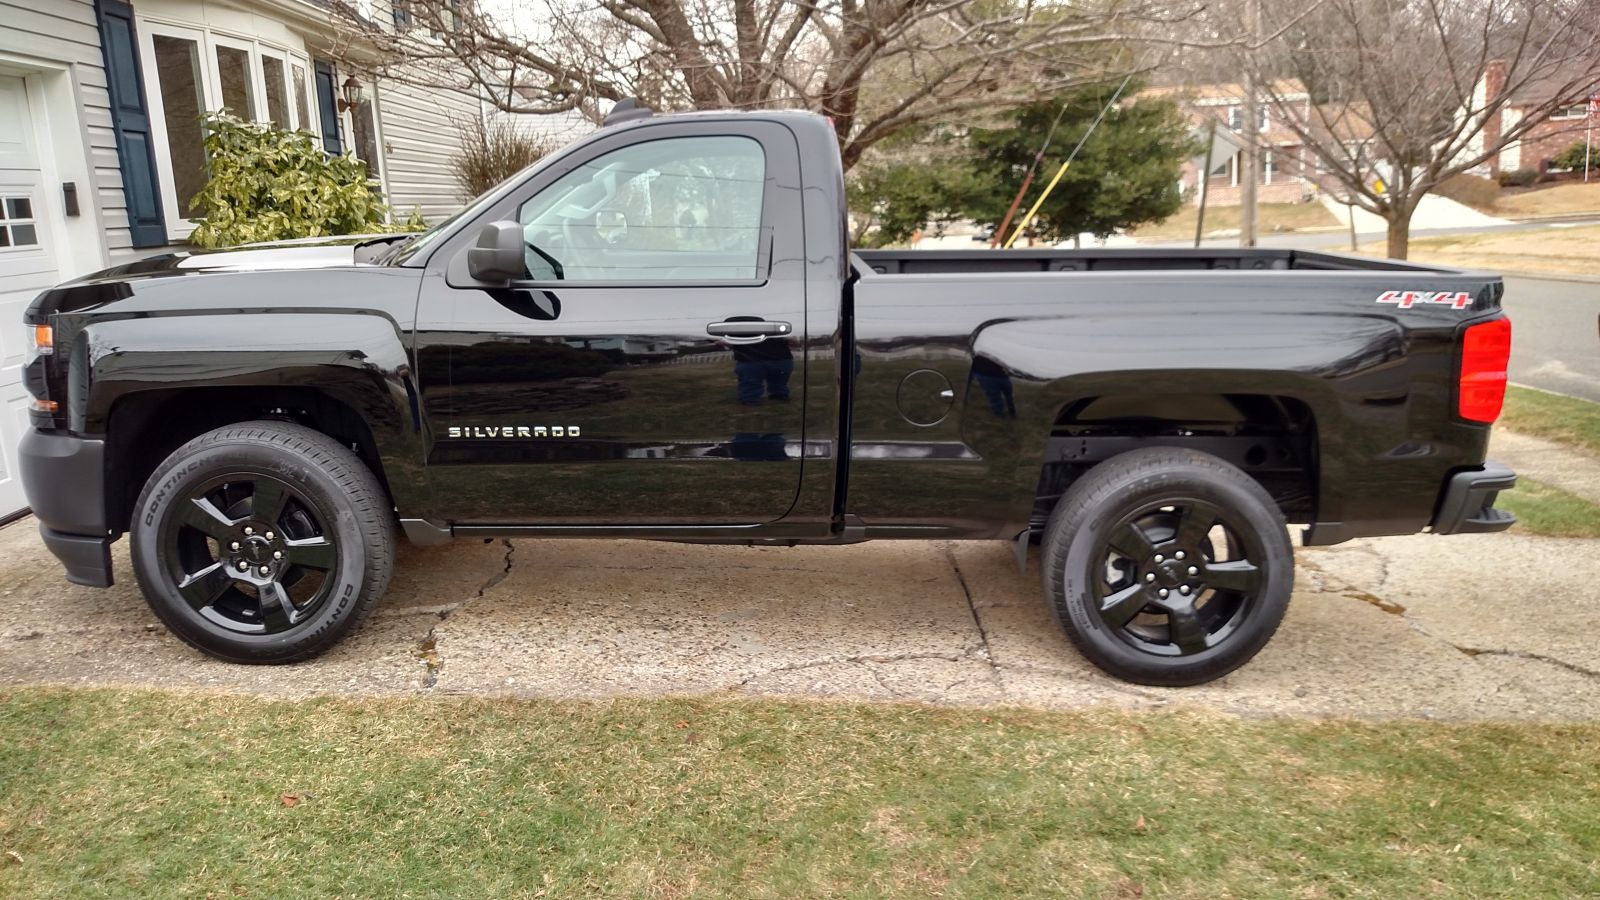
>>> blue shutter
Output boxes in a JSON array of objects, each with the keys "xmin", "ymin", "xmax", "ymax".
[
  {"xmin": 95, "ymin": 0, "xmax": 167, "ymax": 247},
  {"xmin": 314, "ymin": 61, "xmax": 343, "ymax": 155}
]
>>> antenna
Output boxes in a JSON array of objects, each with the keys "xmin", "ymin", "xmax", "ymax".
[{"xmin": 604, "ymin": 98, "xmax": 654, "ymax": 127}]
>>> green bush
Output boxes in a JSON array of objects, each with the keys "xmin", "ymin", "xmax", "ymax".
[
  {"xmin": 189, "ymin": 112, "xmax": 418, "ymax": 248},
  {"xmin": 1434, "ymin": 173, "xmax": 1500, "ymax": 209},
  {"xmin": 1552, "ymin": 141, "xmax": 1594, "ymax": 173},
  {"xmin": 1497, "ymin": 167, "xmax": 1538, "ymax": 188}
]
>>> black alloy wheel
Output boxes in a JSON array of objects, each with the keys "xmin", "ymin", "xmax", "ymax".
[
  {"xmin": 162, "ymin": 473, "xmax": 338, "ymax": 635},
  {"xmin": 131, "ymin": 421, "xmax": 394, "ymax": 663},
  {"xmin": 1041, "ymin": 447, "xmax": 1293, "ymax": 686}
]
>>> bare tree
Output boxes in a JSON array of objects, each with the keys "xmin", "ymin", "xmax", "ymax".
[
  {"xmin": 329, "ymin": 0, "xmax": 1210, "ymax": 171},
  {"xmin": 1220, "ymin": 0, "xmax": 1600, "ymax": 258}
]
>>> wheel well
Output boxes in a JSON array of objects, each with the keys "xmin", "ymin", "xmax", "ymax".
[
  {"xmin": 1033, "ymin": 393, "xmax": 1318, "ymax": 529},
  {"xmin": 104, "ymin": 387, "xmax": 392, "ymax": 534}
]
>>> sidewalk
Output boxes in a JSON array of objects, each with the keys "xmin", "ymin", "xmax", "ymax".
[
  {"xmin": 1319, "ymin": 193, "xmax": 1509, "ymax": 233},
  {"xmin": 1491, "ymin": 430, "xmax": 1600, "ymax": 504}
]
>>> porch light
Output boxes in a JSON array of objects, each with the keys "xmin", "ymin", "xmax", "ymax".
[{"xmin": 338, "ymin": 75, "xmax": 364, "ymax": 113}]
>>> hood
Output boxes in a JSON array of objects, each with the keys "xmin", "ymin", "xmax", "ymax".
[{"xmin": 25, "ymin": 234, "xmax": 413, "ymax": 320}]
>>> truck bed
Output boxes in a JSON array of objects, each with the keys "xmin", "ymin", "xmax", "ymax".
[{"xmin": 852, "ymin": 248, "xmax": 1465, "ymax": 275}]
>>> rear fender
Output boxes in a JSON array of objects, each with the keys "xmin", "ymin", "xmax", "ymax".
[{"xmin": 966, "ymin": 313, "xmax": 1407, "ymax": 530}]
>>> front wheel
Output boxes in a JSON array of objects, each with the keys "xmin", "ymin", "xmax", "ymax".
[
  {"xmin": 130, "ymin": 421, "xmax": 395, "ymax": 664},
  {"xmin": 1041, "ymin": 448, "xmax": 1293, "ymax": 686}
]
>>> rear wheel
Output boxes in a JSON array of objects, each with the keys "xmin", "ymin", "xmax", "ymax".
[
  {"xmin": 130, "ymin": 421, "xmax": 394, "ymax": 663},
  {"xmin": 1041, "ymin": 448, "xmax": 1293, "ymax": 686}
]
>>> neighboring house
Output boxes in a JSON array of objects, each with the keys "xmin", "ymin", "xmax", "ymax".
[
  {"xmin": 1147, "ymin": 80, "xmax": 1327, "ymax": 207},
  {"xmin": 1477, "ymin": 60, "xmax": 1596, "ymax": 177},
  {"xmin": 0, "ymin": 0, "xmax": 560, "ymax": 517}
]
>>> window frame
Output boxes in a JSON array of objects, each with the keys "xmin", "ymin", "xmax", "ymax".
[
  {"xmin": 426, "ymin": 120, "xmax": 802, "ymax": 291},
  {"xmin": 256, "ymin": 45, "xmax": 292, "ymax": 130},
  {"xmin": 207, "ymin": 32, "xmax": 259, "ymax": 122}
]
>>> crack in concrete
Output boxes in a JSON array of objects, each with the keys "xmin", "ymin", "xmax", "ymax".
[
  {"xmin": 1452, "ymin": 647, "xmax": 1600, "ymax": 679},
  {"xmin": 412, "ymin": 539, "xmax": 514, "ymax": 689},
  {"xmin": 733, "ymin": 650, "xmax": 978, "ymax": 690},
  {"xmin": 1300, "ymin": 555, "xmax": 1600, "ymax": 681},
  {"xmin": 945, "ymin": 544, "xmax": 1004, "ymax": 692}
]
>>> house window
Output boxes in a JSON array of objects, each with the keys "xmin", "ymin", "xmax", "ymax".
[
  {"xmin": 0, "ymin": 197, "xmax": 39, "ymax": 248},
  {"xmin": 1227, "ymin": 105, "xmax": 1269, "ymax": 131},
  {"xmin": 392, "ymin": 0, "xmax": 413, "ymax": 30},
  {"xmin": 261, "ymin": 55, "xmax": 288, "ymax": 128},
  {"xmin": 138, "ymin": 21, "xmax": 321, "ymax": 236},
  {"xmin": 1551, "ymin": 104, "xmax": 1587, "ymax": 120},
  {"xmin": 152, "ymin": 34, "xmax": 206, "ymax": 216},
  {"xmin": 214, "ymin": 44, "xmax": 255, "ymax": 119}
]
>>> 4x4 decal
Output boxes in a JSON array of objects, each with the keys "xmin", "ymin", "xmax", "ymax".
[{"xmin": 1377, "ymin": 289, "xmax": 1474, "ymax": 310}]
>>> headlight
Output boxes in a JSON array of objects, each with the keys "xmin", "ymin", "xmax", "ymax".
[{"xmin": 24, "ymin": 323, "xmax": 53, "ymax": 364}]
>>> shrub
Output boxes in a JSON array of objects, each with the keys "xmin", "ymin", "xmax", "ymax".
[
  {"xmin": 451, "ymin": 116, "xmax": 555, "ymax": 200},
  {"xmin": 1497, "ymin": 167, "xmax": 1538, "ymax": 188},
  {"xmin": 1434, "ymin": 173, "xmax": 1500, "ymax": 209},
  {"xmin": 188, "ymin": 113, "xmax": 404, "ymax": 248},
  {"xmin": 1552, "ymin": 141, "xmax": 1594, "ymax": 173}
]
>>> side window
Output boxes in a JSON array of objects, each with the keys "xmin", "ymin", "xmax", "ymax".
[{"xmin": 516, "ymin": 135, "xmax": 766, "ymax": 282}]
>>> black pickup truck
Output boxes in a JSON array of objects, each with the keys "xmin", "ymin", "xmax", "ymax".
[{"xmin": 20, "ymin": 105, "xmax": 1516, "ymax": 686}]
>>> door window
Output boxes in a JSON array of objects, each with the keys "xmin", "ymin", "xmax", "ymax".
[
  {"xmin": 516, "ymin": 135, "xmax": 765, "ymax": 282},
  {"xmin": 0, "ymin": 197, "xmax": 39, "ymax": 249}
]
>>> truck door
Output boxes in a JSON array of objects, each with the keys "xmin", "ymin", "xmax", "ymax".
[{"xmin": 413, "ymin": 121, "xmax": 807, "ymax": 525}]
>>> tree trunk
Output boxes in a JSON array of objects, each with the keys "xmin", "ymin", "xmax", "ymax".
[{"xmin": 1384, "ymin": 207, "xmax": 1412, "ymax": 260}]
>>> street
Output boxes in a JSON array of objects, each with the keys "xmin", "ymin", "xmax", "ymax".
[{"xmin": 1503, "ymin": 275, "xmax": 1600, "ymax": 402}]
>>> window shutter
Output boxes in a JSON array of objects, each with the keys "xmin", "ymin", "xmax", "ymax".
[
  {"xmin": 94, "ymin": 0, "xmax": 167, "ymax": 247},
  {"xmin": 313, "ymin": 61, "xmax": 343, "ymax": 154}
]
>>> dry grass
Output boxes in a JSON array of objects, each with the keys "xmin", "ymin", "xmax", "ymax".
[
  {"xmin": 1361, "ymin": 224, "xmax": 1600, "ymax": 276},
  {"xmin": 1492, "ymin": 181, "xmax": 1600, "ymax": 219},
  {"xmin": 1131, "ymin": 201, "xmax": 1340, "ymax": 241},
  {"xmin": 4, "ymin": 687, "xmax": 1600, "ymax": 897}
]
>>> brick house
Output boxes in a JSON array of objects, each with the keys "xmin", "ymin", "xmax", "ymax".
[
  {"xmin": 1476, "ymin": 61, "xmax": 1596, "ymax": 177},
  {"xmin": 1146, "ymin": 81, "xmax": 1331, "ymax": 207}
]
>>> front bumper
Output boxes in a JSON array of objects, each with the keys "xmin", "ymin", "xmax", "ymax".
[
  {"xmin": 1431, "ymin": 460, "xmax": 1517, "ymax": 535},
  {"xmin": 19, "ymin": 429, "xmax": 114, "ymax": 588}
]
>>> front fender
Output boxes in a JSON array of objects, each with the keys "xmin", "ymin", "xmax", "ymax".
[{"xmin": 71, "ymin": 311, "xmax": 428, "ymax": 512}]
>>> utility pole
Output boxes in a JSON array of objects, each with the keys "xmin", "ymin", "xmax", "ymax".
[{"xmin": 1239, "ymin": 0, "xmax": 1260, "ymax": 248}]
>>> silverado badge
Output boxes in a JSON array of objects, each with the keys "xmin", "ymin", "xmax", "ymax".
[{"xmin": 447, "ymin": 425, "xmax": 582, "ymax": 438}]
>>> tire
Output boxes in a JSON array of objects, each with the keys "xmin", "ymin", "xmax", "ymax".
[
  {"xmin": 130, "ymin": 420, "xmax": 394, "ymax": 664},
  {"xmin": 1040, "ymin": 448, "xmax": 1293, "ymax": 686}
]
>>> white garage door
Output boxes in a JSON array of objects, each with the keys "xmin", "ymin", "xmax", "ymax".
[{"xmin": 0, "ymin": 75, "xmax": 61, "ymax": 519}]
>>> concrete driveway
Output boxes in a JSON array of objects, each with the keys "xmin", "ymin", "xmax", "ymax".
[{"xmin": 2, "ymin": 519, "xmax": 1596, "ymax": 720}]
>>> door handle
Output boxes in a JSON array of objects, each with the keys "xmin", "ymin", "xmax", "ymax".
[{"xmin": 706, "ymin": 320, "xmax": 792, "ymax": 337}]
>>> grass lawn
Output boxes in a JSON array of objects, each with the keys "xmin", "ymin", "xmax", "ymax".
[
  {"xmin": 1501, "ymin": 384, "xmax": 1600, "ymax": 457},
  {"xmin": 1131, "ymin": 201, "xmax": 1339, "ymax": 241},
  {"xmin": 1492, "ymin": 181, "xmax": 1600, "ymax": 219},
  {"xmin": 1367, "ymin": 223, "xmax": 1600, "ymax": 276},
  {"xmin": 1502, "ymin": 477, "xmax": 1600, "ymax": 539},
  {"xmin": 4, "ymin": 688, "xmax": 1600, "ymax": 897}
]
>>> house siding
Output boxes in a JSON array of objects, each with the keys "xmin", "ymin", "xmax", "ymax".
[
  {"xmin": 1, "ymin": 0, "xmax": 134, "ymax": 262},
  {"xmin": 375, "ymin": 79, "xmax": 479, "ymax": 222}
]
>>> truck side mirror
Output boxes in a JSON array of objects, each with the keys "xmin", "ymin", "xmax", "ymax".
[{"xmin": 466, "ymin": 221, "xmax": 525, "ymax": 284}]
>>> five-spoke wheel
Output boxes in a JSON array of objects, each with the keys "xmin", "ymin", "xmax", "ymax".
[
  {"xmin": 131, "ymin": 421, "xmax": 394, "ymax": 663},
  {"xmin": 1042, "ymin": 448, "xmax": 1293, "ymax": 686}
]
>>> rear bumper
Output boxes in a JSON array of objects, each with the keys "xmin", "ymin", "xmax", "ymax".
[
  {"xmin": 19, "ymin": 429, "xmax": 114, "ymax": 588},
  {"xmin": 1431, "ymin": 460, "xmax": 1517, "ymax": 535}
]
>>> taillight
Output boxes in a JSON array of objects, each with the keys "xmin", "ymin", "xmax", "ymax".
[{"xmin": 1458, "ymin": 318, "xmax": 1511, "ymax": 423}]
